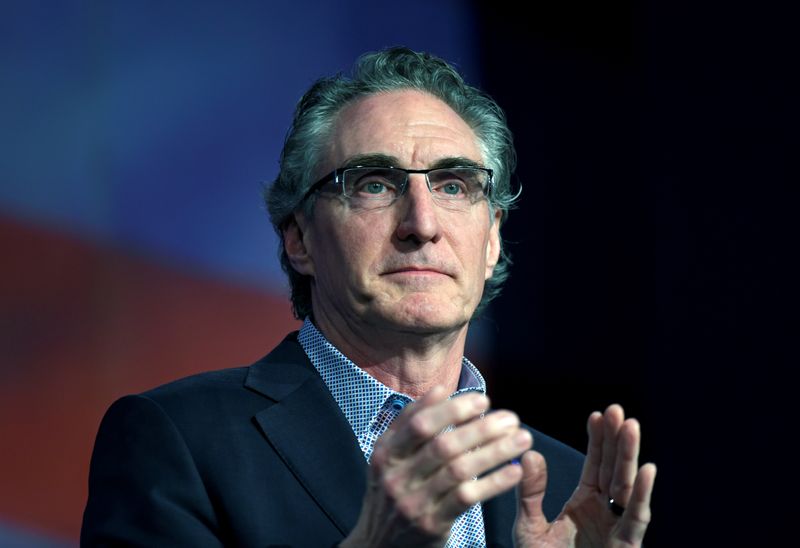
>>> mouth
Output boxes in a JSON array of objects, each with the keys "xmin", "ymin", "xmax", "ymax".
[{"xmin": 382, "ymin": 266, "xmax": 453, "ymax": 278}]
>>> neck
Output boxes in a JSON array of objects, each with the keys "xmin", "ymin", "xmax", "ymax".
[{"xmin": 311, "ymin": 310, "xmax": 468, "ymax": 400}]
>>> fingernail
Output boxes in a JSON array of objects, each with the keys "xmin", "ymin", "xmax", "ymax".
[
  {"xmin": 495, "ymin": 411, "xmax": 518, "ymax": 428},
  {"xmin": 514, "ymin": 430, "xmax": 531, "ymax": 446}
]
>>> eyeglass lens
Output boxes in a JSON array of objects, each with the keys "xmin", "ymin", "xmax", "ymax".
[{"xmin": 342, "ymin": 167, "xmax": 488, "ymax": 209}]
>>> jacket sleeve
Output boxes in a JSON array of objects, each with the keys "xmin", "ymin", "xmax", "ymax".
[{"xmin": 80, "ymin": 395, "xmax": 223, "ymax": 547}]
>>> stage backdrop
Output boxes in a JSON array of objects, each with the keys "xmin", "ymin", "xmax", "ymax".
[{"xmin": 0, "ymin": 2, "xmax": 482, "ymax": 545}]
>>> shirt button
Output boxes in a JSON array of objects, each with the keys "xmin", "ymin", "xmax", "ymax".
[{"xmin": 390, "ymin": 397, "xmax": 407, "ymax": 411}]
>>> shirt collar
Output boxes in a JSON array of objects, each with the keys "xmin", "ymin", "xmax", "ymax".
[{"xmin": 297, "ymin": 318, "xmax": 486, "ymax": 440}]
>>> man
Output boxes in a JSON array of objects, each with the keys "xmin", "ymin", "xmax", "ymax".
[{"xmin": 82, "ymin": 47, "xmax": 655, "ymax": 547}]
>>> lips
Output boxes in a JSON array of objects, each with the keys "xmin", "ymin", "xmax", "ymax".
[
  {"xmin": 382, "ymin": 265, "xmax": 454, "ymax": 278},
  {"xmin": 379, "ymin": 254, "xmax": 457, "ymax": 278}
]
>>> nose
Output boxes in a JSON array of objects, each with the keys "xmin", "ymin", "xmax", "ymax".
[{"xmin": 394, "ymin": 175, "xmax": 443, "ymax": 244}]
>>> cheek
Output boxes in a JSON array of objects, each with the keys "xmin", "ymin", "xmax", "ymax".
[
  {"xmin": 316, "ymin": 221, "xmax": 380, "ymax": 282},
  {"xmin": 449, "ymin": 239, "xmax": 488, "ymax": 289},
  {"xmin": 452, "ymin": 217, "xmax": 493, "ymax": 272}
]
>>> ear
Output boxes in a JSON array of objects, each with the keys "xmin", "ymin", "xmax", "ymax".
[
  {"xmin": 283, "ymin": 211, "xmax": 315, "ymax": 277},
  {"xmin": 484, "ymin": 208, "xmax": 503, "ymax": 280}
]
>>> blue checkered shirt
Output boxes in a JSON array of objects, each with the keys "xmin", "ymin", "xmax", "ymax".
[{"xmin": 298, "ymin": 318, "xmax": 488, "ymax": 547}]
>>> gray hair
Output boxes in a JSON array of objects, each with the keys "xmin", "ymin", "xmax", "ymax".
[{"xmin": 265, "ymin": 46, "xmax": 518, "ymax": 320}]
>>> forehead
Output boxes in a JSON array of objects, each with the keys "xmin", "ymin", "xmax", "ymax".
[{"xmin": 325, "ymin": 89, "xmax": 483, "ymax": 169}]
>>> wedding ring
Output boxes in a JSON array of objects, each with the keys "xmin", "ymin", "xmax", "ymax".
[{"xmin": 608, "ymin": 497, "xmax": 625, "ymax": 517}]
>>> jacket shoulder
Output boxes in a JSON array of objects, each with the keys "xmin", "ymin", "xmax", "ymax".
[{"xmin": 134, "ymin": 331, "xmax": 308, "ymax": 410}]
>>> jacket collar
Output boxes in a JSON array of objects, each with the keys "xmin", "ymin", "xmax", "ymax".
[{"xmin": 244, "ymin": 333, "xmax": 368, "ymax": 536}]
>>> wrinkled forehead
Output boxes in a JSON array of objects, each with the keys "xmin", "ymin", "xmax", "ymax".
[{"xmin": 322, "ymin": 89, "xmax": 484, "ymax": 173}]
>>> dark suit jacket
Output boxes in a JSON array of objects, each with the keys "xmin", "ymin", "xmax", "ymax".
[{"xmin": 81, "ymin": 333, "xmax": 584, "ymax": 547}]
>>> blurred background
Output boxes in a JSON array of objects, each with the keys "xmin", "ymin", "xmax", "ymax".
[{"xmin": 1, "ymin": 1, "xmax": 794, "ymax": 546}]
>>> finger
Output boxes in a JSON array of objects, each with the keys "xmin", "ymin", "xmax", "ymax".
[
  {"xmin": 514, "ymin": 450, "xmax": 550, "ymax": 538},
  {"xmin": 387, "ymin": 390, "xmax": 490, "ymax": 458},
  {"xmin": 412, "ymin": 410, "xmax": 522, "ymax": 478},
  {"xmin": 424, "ymin": 426, "xmax": 532, "ymax": 495},
  {"xmin": 370, "ymin": 386, "xmax": 450, "ymax": 467},
  {"xmin": 373, "ymin": 439, "xmax": 531, "ymax": 540},
  {"xmin": 598, "ymin": 404, "xmax": 625, "ymax": 493},
  {"xmin": 435, "ymin": 458, "xmax": 525, "ymax": 522},
  {"xmin": 616, "ymin": 463, "xmax": 657, "ymax": 544},
  {"xmin": 609, "ymin": 418, "xmax": 641, "ymax": 507},
  {"xmin": 578, "ymin": 410, "xmax": 604, "ymax": 490}
]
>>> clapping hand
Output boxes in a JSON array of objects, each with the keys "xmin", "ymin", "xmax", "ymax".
[{"xmin": 514, "ymin": 404, "xmax": 656, "ymax": 547}]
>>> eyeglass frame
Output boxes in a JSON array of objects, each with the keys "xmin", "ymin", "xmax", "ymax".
[{"xmin": 300, "ymin": 165, "xmax": 495, "ymax": 206}]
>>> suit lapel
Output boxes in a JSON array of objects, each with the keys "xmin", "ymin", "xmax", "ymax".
[
  {"xmin": 245, "ymin": 335, "xmax": 368, "ymax": 536},
  {"xmin": 482, "ymin": 487, "xmax": 517, "ymax": 548}
]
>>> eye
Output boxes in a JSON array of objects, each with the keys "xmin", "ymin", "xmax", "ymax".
[
  {"xmin": 347, "ymin": 169, "xmax": 399, "ymax": 198},
  {"xmin": 363, "ymin": 181, "xmax": 389, "ymax": 194},
  {"xmin": 431, "ymin": 174, "xmax": 469, "ymax": 199},
  {"xmin": 440, "ymin": 182, "xmax": 465, "ymax": 196}
]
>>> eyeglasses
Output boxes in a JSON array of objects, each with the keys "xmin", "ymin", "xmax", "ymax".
[{"xmin": 303, "ymin": 166, "xmax": 494, "ymax": 211}]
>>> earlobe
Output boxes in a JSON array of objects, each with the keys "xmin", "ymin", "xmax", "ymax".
[
  {"xmin": 283, "ymin": 212, "xmax": 315, "ymax": 276},
  {"xmin": 484, "ymin": 241, "xmax": 499, "ymax": 280},
  {"xmin": 484, "ymin": 209, "xmax": 502, "ymax": 280}
]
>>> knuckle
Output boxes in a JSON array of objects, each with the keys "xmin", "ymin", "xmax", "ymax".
[
  {"xmin": 452, "ymin": 482, "xmax": 476, "ymax": 507},
  {"xmin": 611, "ymin": 479, "xmax": 635, "ymax": 495},
  {"xmin": 446, "ymin": 458, "xmax": 472, "ymax": 482},
  {"xmin": 408, "ymin": 414, "xmax": 433, "ymax": 439},
  {"xmin": 395, "ymin": 497, "xmax": 416, "ymax": 518},
  {"xmin": 441, "ymin": 398, "xmax": 469, "ymax": 425},
  {"xmin": 635, "ymin": 507, "xmax": 652, "ymax": 524},
  {"xmin": 431, "ymin": 435, "xmax": 455, "ymax": 459},
  {"xmin": 488, "ymin": 411, "xmax": 518, "ymax": 432},
  {"xmin": 505, "ymin": 428, "xmax": 530, "ymax": 451},
  {"xmin": 476, "ymin": 417, "xmax": 493, "ymax": 437},
  {"xmin": 380, "ymin": 472, "xmax": 404, "ymax": 498}
]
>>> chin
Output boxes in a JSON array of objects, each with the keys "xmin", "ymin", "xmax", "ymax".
[{"xmin": 375, "ymin": 296, "xmax": 473, "ymax": 334}]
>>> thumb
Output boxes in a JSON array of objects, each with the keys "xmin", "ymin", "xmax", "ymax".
[{"xmin": 514, "ymin": 450, "xmax": 549, "ymax": 538}]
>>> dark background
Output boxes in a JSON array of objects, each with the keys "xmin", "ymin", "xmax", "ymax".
[{"xmin": 479, "ymin": 1, "xmax": 795, "ymax": 546}]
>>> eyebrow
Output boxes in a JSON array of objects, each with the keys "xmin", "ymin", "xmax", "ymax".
[
  {"xmin": 340, "ymin": 154, "xmax": 484, "ymax": 170},
  {"xmin": 341, "ymin": 153, "xmax": 399, "ymax": 169},
  {"xmin": 429, "ymin": 157, "xmax": 483, "ymax": 170}
]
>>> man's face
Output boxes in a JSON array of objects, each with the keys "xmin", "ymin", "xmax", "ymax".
[{"xmin": 286, "ymin": 89, "xmax": 501, "ymax": 336}]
